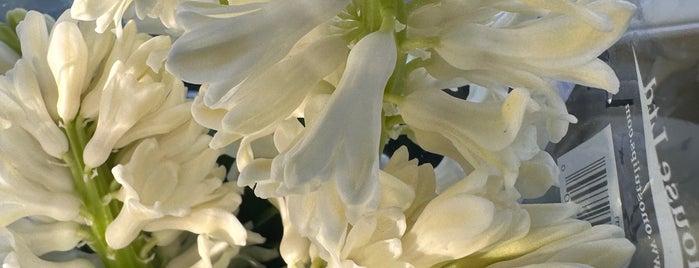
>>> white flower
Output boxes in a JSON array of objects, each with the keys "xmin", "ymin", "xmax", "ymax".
[
  {"xmin": 190, "ymin": 33, "xmax": 349, "ymax": 148},
  {"xmin": 70, "ymin": 0, "xmax": 217, "ymax": 35},
  {"xmin": 272, "ymin": 198, "xmax": 312, "ymax": 268},
  {"xmin": 400, "ymin": 169, "xmax": 529, "ymax": 267},
  {"xmin": 344, "ymin": 148, "xmax": 633, "ymax": 268},
  {"xmin": 0, "ymin": 227, "xmax": 93, "ymax": 268},
  {"xmin": 7, "ymin": 218, "xmax": 85, "ymax": 258},
  {"xmin": 269, "ymin": 31, "xmax": 396, "ymax": 223},
  {"xmin": 0, "ymin": 58, "xmax": 67, "ymax": 158},
  {"xmin": 1, "ymin": 9, "xmax": 258, "ymax": 267},
  {"xmin": 167, "ymin": 0, "xmax": 350, "ymax": 108},
  {"xmin": 399, "ymin": 87, "xmax": 544, "ymax": 186},
  {"xmin": 106, "ymin": 121, "xmax": 252, "ymax": 250},
  {"xmin": 414, "ymin": 0, "xmax": 635, "ymax": 94},
  {"xmin": 410, "ymin": 0, "xmax": 635, "ymax": 145},
  {"xmin": 449, "ymin": 203, "xmax": 635, "ymax": 268},
  {"xmin": 47, "ymin": 20, "xmax": 88, "ymax": 122},
  {"xmin": 79, "ymin": 21, "xmax": 189, "ymax": 167},
  {"xmin": 0, "ymin": 126, "xmax": 80, "ymax": 226}
]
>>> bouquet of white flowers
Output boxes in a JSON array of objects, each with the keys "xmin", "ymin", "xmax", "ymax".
[{"xmin": 0, "ymin": 0, "xmax": 638, "ymax": 267}]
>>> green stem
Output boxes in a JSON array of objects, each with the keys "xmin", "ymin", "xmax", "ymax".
[
  {"xmin": 361, "ymin": 0, "xmax": 382, "ymax": 33},
  {"xmin": 62, "ymin": 117, "xmax": 153, "ymax": 268}
]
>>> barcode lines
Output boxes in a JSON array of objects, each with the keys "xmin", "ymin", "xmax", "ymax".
[{"xmin": 563, "ymin": 156, "xmax": 612, "ymax": 225}]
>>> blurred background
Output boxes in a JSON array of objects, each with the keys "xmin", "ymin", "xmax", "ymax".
[{"xmin": 0, "ymin": 0, "xmax": 71, "ymax": 19}]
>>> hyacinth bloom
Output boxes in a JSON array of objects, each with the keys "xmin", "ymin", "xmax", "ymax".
[
  {"xmin": 0, "ymin": 10, "xmax": 254, "ymax": 267},
  {"xmin": 161, "ymin": 0, "xmax": 639, "ymax": 267},
  {"xmin": 270, "ymin": 147, "xmax": 634, "ymax": 267},
  {"xmin": 70, "ymin": 0, "xmax": 220, "ymax": 35},
  {"xmin": 0, "ymin": 0, "xmax": 641, "ymax": 267}
]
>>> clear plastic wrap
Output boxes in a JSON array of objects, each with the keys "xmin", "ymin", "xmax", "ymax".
[{"xmin": 549, "ymin": 1, "xmax": 699, "ymax": 267}]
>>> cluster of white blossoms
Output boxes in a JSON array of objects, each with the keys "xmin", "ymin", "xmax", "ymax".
[
  {"xmin": 0, "ymin": 0, "xmax": 639, "ymax": 267},
  {"xmin": 0, "ymin": 9, "xmax": 261, "ymax": 267}
]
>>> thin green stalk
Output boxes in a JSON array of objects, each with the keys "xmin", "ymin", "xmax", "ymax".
[
  {"xmin": 361, "ymin": 0, "xmax": 382, "ymax": 33},
  {"xmin": 62, "ymin": 117, "xmax": 153, "ymax": 268}
]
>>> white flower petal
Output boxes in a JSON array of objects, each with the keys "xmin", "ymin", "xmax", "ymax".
[
  {"xmin": 115, "ymin": 102, "xmax": 191, "ymax": 148},
  {"xmin": 403, "ymin": 193, "xmax": 495, "ymax": 265},
  {"xmin": 437, "ymin": 1, "xmax": 635, "ymax": 70},
  {"xmin": 539, "ymin": 58, "xmax": 621, "ymax": 93},
  {"xmin": 8, "ymin": 219, "xmax": 83, "ymax": 256},
  {"xmin": 218, "ymin": 35, "xmax": 348, "ymax": 137},
  {"xmin": 17, "ymin": 11, "xmax": 60, "ymax": 120},
  {"xmin": 1, "ymin": 60, "xmax": 68, "ymax": 158},
  {"xmin": 0, "ymin": 228, "xmax": 93, "ymax": 268},
  {"xmin": 402, "ymin": 88, "xmax": 531, "ymax": 152},
  {"xmin": 270, "ymin": 31, "xmax": 396, "ymax": 222},
  {"xmin": 0, "ymin": 156, "xmax": 81, "ymax": 226},
  {"xmin": 273, "ymin": 198, "xmax": 312, "ymax": 267},
  {"xmin": 515, "ymin": 151, "xmax": 559, "ymax": 199},
  {"xmin": 71, "ymin": 0, "xmax": 119, "ymax": 21},
  {"xmin": 488, "ymin": 225, "xmax": 634, "ymax": 268},
  {"xmin": 168, "ymin": 0, "xmax": 349, "ymax": 106},
  {"xmin": 83, "ymin": 62, "xmax": 168, "ymax": 167},
  {"xmin": 0, "ymin": 126, "xmax": 74, "ymax": 193},
  {"xmin": 106, "ymin": 198, "xmax": 163, "ymax": 249},
  {"xmin": 191, "ymin": 90, "xmax": 225, "ymax": 131},
  {"xmin": 495, "ymin": 0, "xmax": 613, "ymax": 31},
  {"xmin": 47, "ymin": 21, "xmax": 88, "ymax": 122},
  {"xmin": 143, "ymin": 209, "xmax": 248, "ymax": 246}
]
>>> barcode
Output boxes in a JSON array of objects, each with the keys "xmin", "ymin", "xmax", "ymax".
[
  {"xmin": 563, "ymin": 156, "xmax": 612, "ymax": 225},
  {"xmin": 558, "ymin": 125, "xmax": 623, "ymax": 228}
]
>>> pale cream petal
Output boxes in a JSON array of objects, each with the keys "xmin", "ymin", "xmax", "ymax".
[
  {"xmin": 494, "ymin": 0, "xmax": 613, "ymax": 31},
  {"xmin": 191, "ymin": 91, "xmax": 225, "ymax": 131},
  {"xmin": 115, "ymin": 102, "xmax": 191, "ymax": 148},
  {"xmin": 270, "ymin": 31, "xmax": 396, "ymax": 222},
  {"xmin": 47, "ymin": 21, "xmax": 88, "ymax": 122},
  {"xmin": 382, "ymin": 146, "xmax": 436, "ymax": 222},
  {"xmin": 168, "ymin": 0, "xmax": 349, "ymax": 106},
  {"xmin": 401, "ymin": 88, "xmax": 530, "ymax": 152},
  {"xmin": 146, "ymin": 209, "xmax": 249, "ymax": 246},
  {"xmin": 83, "ymin": 62, "xmax": 168, "ymax": 167},
  {"xmin": 18, "ymin": 12, "xmax": 59, "ymax": 119},
  {"xmin": 0, "ymin": 228, "xmax": 93, "ymax": 268},
  {"xmin": 71, "ymin": 0, "xmax": 120, "ymax": 20},
  {"xmin": 515, "ymin": 151, "xmax": 559, "ymax": 199},
  {"xmin": 105, "ymin": 198, "xmax": 163, "ymax": 249},
  {"xmin": 437, "ymin": 1, "xmax": 635, "ymax": 70},
  {"xmin": 0, "ymin": 157, "xmax": 81, "ymax": 226},
  {"xmin": 5, "ymin": 60, "xmax": 67, "ymax": 158},
  {"xmin": 0, "ymin": 126, "xmax": 73, "ymax": 193},
  {"xmin": 273, "ymin": 118, "xmax": 305, "ymax": 153},
  {"xmin": 218, "ymin": 35, "xmax": 347, "ymax": 137},
  {"xmin": 402, "ymin": 193, "xmax": 495, "ymax": 265},
  {"xmin": 351, "ymin": 238, "xmax": 405, "ymax": 267},
  {"xmin": 488, "ymin": 225, "xmax": 634, "ymax": 268},
  {"xmin": 471, "ymin": 220, "xmax": 589, "ymax": 265},
  {"xmin": 8, "ymin": 219, "xmax": 83, "ymax": 256},
  {"xmin": 536, "ymin": 58, "xmax": 621, "ymax": 93},
  {"xmin": 377, "ymin": 172, "xmax": 415, "ymax": 212}
]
